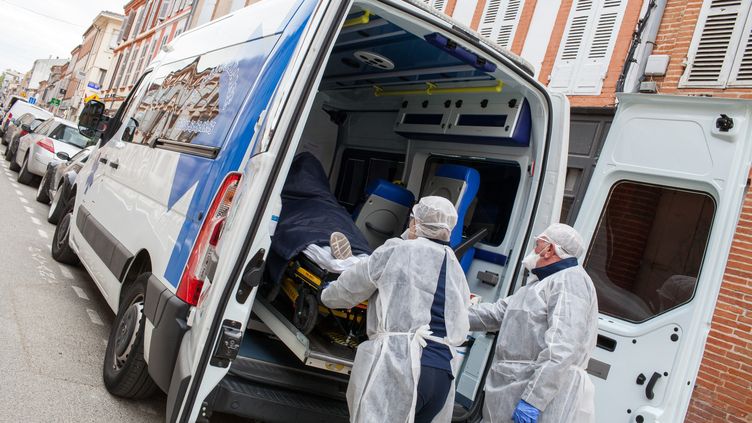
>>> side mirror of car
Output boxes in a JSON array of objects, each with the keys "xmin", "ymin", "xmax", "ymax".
[
  {"xmin": 56, "ymin": 151, "xmax": 71, "ymax": 161},
  {"xmin": 78, "ymin": 99, "xmax": 106, "ymax": 138}
]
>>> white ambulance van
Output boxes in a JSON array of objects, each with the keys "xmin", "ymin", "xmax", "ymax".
[{"xmin": 55, "ymin": 0, "xmax": 752, "ymax": 422}]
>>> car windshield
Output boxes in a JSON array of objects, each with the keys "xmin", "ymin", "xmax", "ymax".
[{"xmin": 58, "ymin": 125, "xmax": 92, "ymax": 148}]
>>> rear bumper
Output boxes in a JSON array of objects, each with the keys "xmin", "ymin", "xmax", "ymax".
[
  {"xmin": 210, "ymin": 375, "xmax": 349, "ymax": 423},
  {"xmin": 30, "ymin": 148, "xmax": 53, "ymax": 176},
  {"xmin": 207, "ymin": 332, "xmax": 349, "ymax": 422}
]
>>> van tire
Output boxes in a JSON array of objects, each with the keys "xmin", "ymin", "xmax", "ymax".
[
  {"xmin": 48, "ymin": 181, "xmax": 71, "ymax": 224},
  {"xmin": 17, "ymin": 154, "xmax": 36, "ymax": 185},
  {"xmin": 8, "ymin": 146, "xmax": 20, "ymax": 171},
  {"xmin": 51, "ymin": 212, "xmax": 78, "ymax": 265},
  {"xmin": 36, "ymin": 167, "xmax": 52, "ymax": 204},
  {"xmin": 103, "ymin": 274, "xmax": 158, "ymax": 399}
]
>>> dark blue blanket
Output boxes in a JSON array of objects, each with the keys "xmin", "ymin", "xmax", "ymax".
[{"xmin": 267, "ymin": 152, "xmax": 372, "ymax": 284}]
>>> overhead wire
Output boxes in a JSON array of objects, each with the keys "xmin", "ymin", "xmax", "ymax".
[{"xmin": 0, "ymin": 0, "xmax": 85, "ymax": 27}]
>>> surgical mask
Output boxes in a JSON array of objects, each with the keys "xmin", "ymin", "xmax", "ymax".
[{"xmin": 522, "ymin": 250, "xmax": 541, "ymax": 271}]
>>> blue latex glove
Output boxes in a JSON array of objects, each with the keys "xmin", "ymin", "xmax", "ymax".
[{"xmin": 512, "ymin": 399, "xmax": 540, "ymax": 423}]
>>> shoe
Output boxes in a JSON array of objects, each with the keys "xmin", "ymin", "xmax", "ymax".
[{"xmin": 330, "ymin": 231, "xmax": 353, "ymax": 260}]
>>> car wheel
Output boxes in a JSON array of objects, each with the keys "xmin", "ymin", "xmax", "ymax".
[
  {"xmin": 51, "ymin": 212, "xmax": 78, "ymax": 265},
  {"xmin": 8, "ymin": 142, "xmax": 20, "ymax": 171},
  {"xmin": 103, "ymin": 274, "xmax": 158, "ymax": 399},
  {"xmin": 48, "ymin": 181, "xmax": 71, "ymax": 224},
  {"xmin": 17, "ymin": 154, "xmax": 36, "ymax": 185},
  {"xmin": 36, "ymin": 167, "xmax": 52, "ymax": 203}
]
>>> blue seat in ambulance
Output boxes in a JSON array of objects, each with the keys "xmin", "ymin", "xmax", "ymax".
[
  {"xmin": 355, "ymin": 179, "xmax": 415, "ymax": 249},
  {"xmin": 421, "ymin": 165, "xmax": 480, "ymax": 269}
]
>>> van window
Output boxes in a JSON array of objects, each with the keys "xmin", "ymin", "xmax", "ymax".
[
  {"xmin": 122, "ymin": 39, "xmax": 275, "ymax": 148},
  {"xmin": 421, "ymin": 156, "xmax": 521, "ymax": 245},
  {"xmin": 584, "ymin": 181, "xmax": 714, "ymax": 323},
  {"xmin": 335, "ymin": 148, "xmax": 405, "ymax": 212}
]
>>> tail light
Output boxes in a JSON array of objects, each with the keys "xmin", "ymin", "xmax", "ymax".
[
  {"xmin": 37, "ymin": 138, "xmax": 55, "ymax": 153},
  {"xmin": 176, "ymin": 172, "xmax": 242, "ymax": 306},
  {"xmin": 6, "ymin": 113, "xmax": 12, "ymax": 125}
]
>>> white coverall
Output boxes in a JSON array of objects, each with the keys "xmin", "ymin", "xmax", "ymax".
[
  {"xmin": 469, "ymin": 264, "xmax": 598, "ymax": 423},
  {"xmin": 321, "ymin": 237, "xmax": 470, "ymax": 423}
]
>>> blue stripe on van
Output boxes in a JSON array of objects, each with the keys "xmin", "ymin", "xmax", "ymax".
[{"xmin": 163, "ymin": 0, "xmax": 315, "ymax": 287}]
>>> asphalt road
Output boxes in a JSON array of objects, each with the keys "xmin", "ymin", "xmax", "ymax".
[{"xmin": 0, "ymin": 147, "xmax": 167, "ymax": 422}]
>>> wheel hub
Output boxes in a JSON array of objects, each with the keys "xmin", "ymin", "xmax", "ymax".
[{"xmin": 112, "ymin": 298, "xmax": 143, "ymax": 371}]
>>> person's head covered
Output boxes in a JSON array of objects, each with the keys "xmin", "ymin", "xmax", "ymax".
[
  {"xmin": 410, "ymin": 196, "xmax": 458, "ymax": 242},
  {"xmin": 537, "ymin": 223, "xmax": 585, "ymax": 259}
]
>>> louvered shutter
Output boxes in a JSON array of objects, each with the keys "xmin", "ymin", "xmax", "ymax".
[
  {"xmin": 549, "ymin": 0, "xmax": 594, "ymax": 91},
  {"xmin": 549, "ymin": 0, "xmax": 626, "ymax": 94},
  {"xmin": 681, "ymin": 0, "xmax": 751, "ymax": 87},
  {"xmin": 574, "ymin": 0, "xmax": 626, "ymax": 94},
  {"xmin": 477, "ymin": 0, "xmax": 525, "ymax": 50},
  {"xmin": 729, "ymin": 6, "xmax": 752, "ymax": 85},
  {"xmin": 420, "ymin": 0, "xmax": 449, "ymax": 13}
]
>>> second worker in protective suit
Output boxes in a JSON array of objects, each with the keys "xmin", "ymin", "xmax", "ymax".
[
  {"xmin": 321, "ymin": 196, "xmax": 471, "ymax": 423},
  {"xmin": 469, "ymin": 223, "xmax": 598, "ymax": 423}
]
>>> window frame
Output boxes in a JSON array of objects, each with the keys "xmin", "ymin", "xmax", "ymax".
[{"xmin": 583, "ymin": 179, "xmax": 717, "ymax": 323}]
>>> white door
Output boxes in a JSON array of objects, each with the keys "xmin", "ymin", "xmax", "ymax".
[
  {"xmin": 163, "ymin": 0, "xmax": 350, "ymax": 420},
  {"xmin": 573, "ymin": 93, "xmax": 752, "ymax": 423}
]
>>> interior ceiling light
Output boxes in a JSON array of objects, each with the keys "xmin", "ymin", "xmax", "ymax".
[{"xmin": 353, "ymin": 50, "xmax": 395, "ymax": 70}]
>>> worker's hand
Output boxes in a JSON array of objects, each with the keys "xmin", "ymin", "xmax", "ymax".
[{"xmin": 512, "ymin": 399, "xmax": 539, "ymax": 423}]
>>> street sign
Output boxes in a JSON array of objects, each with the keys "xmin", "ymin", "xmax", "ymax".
[
  {"xmin": 49, "ymin": 98, "xmax": 60, "ymax": 106},
  {"xmin": 87, "ymin": 82, "xmax": 101, "ymax": 91},
  {"xmin": 28, "ymin": 97, "xmax": 37, "ymax": 105}
]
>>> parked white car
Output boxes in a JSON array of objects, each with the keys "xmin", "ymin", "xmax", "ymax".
[
  {"xmin": 14, "ymin": 117, "xmax": 92, "ymax": 185},
  {"xmin": 0, "ymin": 100, "xmax": 50, "ymax": 139}
]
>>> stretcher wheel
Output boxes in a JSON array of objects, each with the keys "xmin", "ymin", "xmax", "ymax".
[{"xmin": 293, "ymin": 293, "xmax": 318, "ymax": 335}]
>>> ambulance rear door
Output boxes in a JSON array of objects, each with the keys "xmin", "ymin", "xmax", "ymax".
[{"xmin": 573, "ymin": 93, "xmax": 752, "ymax": 423}]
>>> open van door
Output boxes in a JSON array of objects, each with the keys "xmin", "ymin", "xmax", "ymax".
[
  {"xmin": 573, "ymin": 94, "xmax": 752, "ymax": 423},
  {"xmin": 161, "ymin": 0, "xmax": 351, "ymax": 421}
]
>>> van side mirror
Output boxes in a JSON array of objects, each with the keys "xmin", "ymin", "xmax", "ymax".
[
  {"xmin": 78, "ymin": 99, "xmax": 106, "ymax": 138},
  {"xmin": 56, "ymin": 151, "xmax": 71, "ymax": 161}
]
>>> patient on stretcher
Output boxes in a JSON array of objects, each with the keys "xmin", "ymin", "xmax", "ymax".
[{"xmin": 265, "ymin": 152, "xmax": 385, "ymax": 345}]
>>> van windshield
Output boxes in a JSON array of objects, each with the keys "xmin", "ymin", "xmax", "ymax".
[{"xmin": 57, "ymin": 125, "xmax": 92, "ymax": 148}]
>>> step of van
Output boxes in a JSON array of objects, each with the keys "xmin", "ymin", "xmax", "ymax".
[{"xmin": 210, "ymin": 374, "xmax": 349, "ymax": 423}]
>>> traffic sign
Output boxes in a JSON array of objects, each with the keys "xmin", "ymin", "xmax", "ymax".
[
  {"xmin": 49, "ymin": 98, "xmax": 61, "ymax": 106},
  {"xmin": 28, "ymin": 97, "xmax": 37, "ymax": 105},
  {"xmin": 87, "ymin": 82, "xmax": 101, "ymax": 91}
]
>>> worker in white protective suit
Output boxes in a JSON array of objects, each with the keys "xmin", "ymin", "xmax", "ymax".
[
  {"xmin": 469, "ymin": 223, "xmax": 598, "ymax": 423},
  {"xmin": 321, "ymin": 196, "xmax": 471, "ymax": 423}
]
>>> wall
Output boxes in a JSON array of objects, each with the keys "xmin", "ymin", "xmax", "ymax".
[
  {"xmin": 648, "ymin": 0, "xmax": 752, "ymax": 99},
  {"xmin": 684, "ymin": 181, "xmax": 752, "ymax": 422}
]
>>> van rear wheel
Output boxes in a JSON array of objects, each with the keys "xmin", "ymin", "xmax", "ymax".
[{"xmin": 103, "ymin": 274, "xmax": 158, "ymax": 399}]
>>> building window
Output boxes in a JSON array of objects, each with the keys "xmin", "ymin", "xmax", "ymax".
[
  {"xmin": 159, "ymin": 0, "xmax": 172, "ymax": 20},
  {"xmin": 417, "ymin": 0, "xmax": 448, "ymax": 12},
  {"xmin": 133, "ymin": 7, "xmax": 146, "ymax": 38},
  {"xmin": 548, "ymin": 0, "xmax": 627, "ymax": 95},
  {"xmin": 680, "ymin": 0, "xmax": 752, "ymax": 88},
  {"xmin": 114, "ymin": 49, "xmax": 131, "ymax": 88},
  {"xmin": 477, "ymin": 0, "xmax": 525, "ymax": 50},
  {"xmin": 123, "ymin": 46, "xmax": 139, "ymax": 86},
  {"xmin": 584, "ymin": 181, "xmax": 714, "ymax": 323}
]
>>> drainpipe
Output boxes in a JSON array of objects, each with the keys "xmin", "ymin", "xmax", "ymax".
[{"xmin": 616, "ymin": 0, "xmax": 667, "ymax": 93}]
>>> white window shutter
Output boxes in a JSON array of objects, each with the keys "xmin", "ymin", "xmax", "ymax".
[
  {"xmin": 478, "ymin": 0, "xmax": 525, "ymax": 50},
  {"xmin": 574, "ymin": 0, "xmax": 626, "ymax": 94},
  {"xmin": 681, "ymin": 0, "xmax": 751, "ymax": 87},
  {"xmin": 729, "ymin": 5, "xmax": 752, "ymax": 86},
  {"xmin": 420, "ymin": 0, "xmax": 449, "ymax": 13},
  {"xmin": 549, "ymin": 0, "xmax": 595, "ymax": 92}
]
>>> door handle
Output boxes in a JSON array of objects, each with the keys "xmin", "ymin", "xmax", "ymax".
[
  {"xmin": 99, "ymin": 157, "xmax": 108, "ymax": 164},
  {"xmin": 638, "ymin": 371, "xmax": 662, "ymax": 400},
  {"xmin": 109, "ymin": 161, "xmax": 119, "ymax": 169},
  {"xmin": 236, "ymin": 249, "xmax": 266, "ymax": 304}
]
